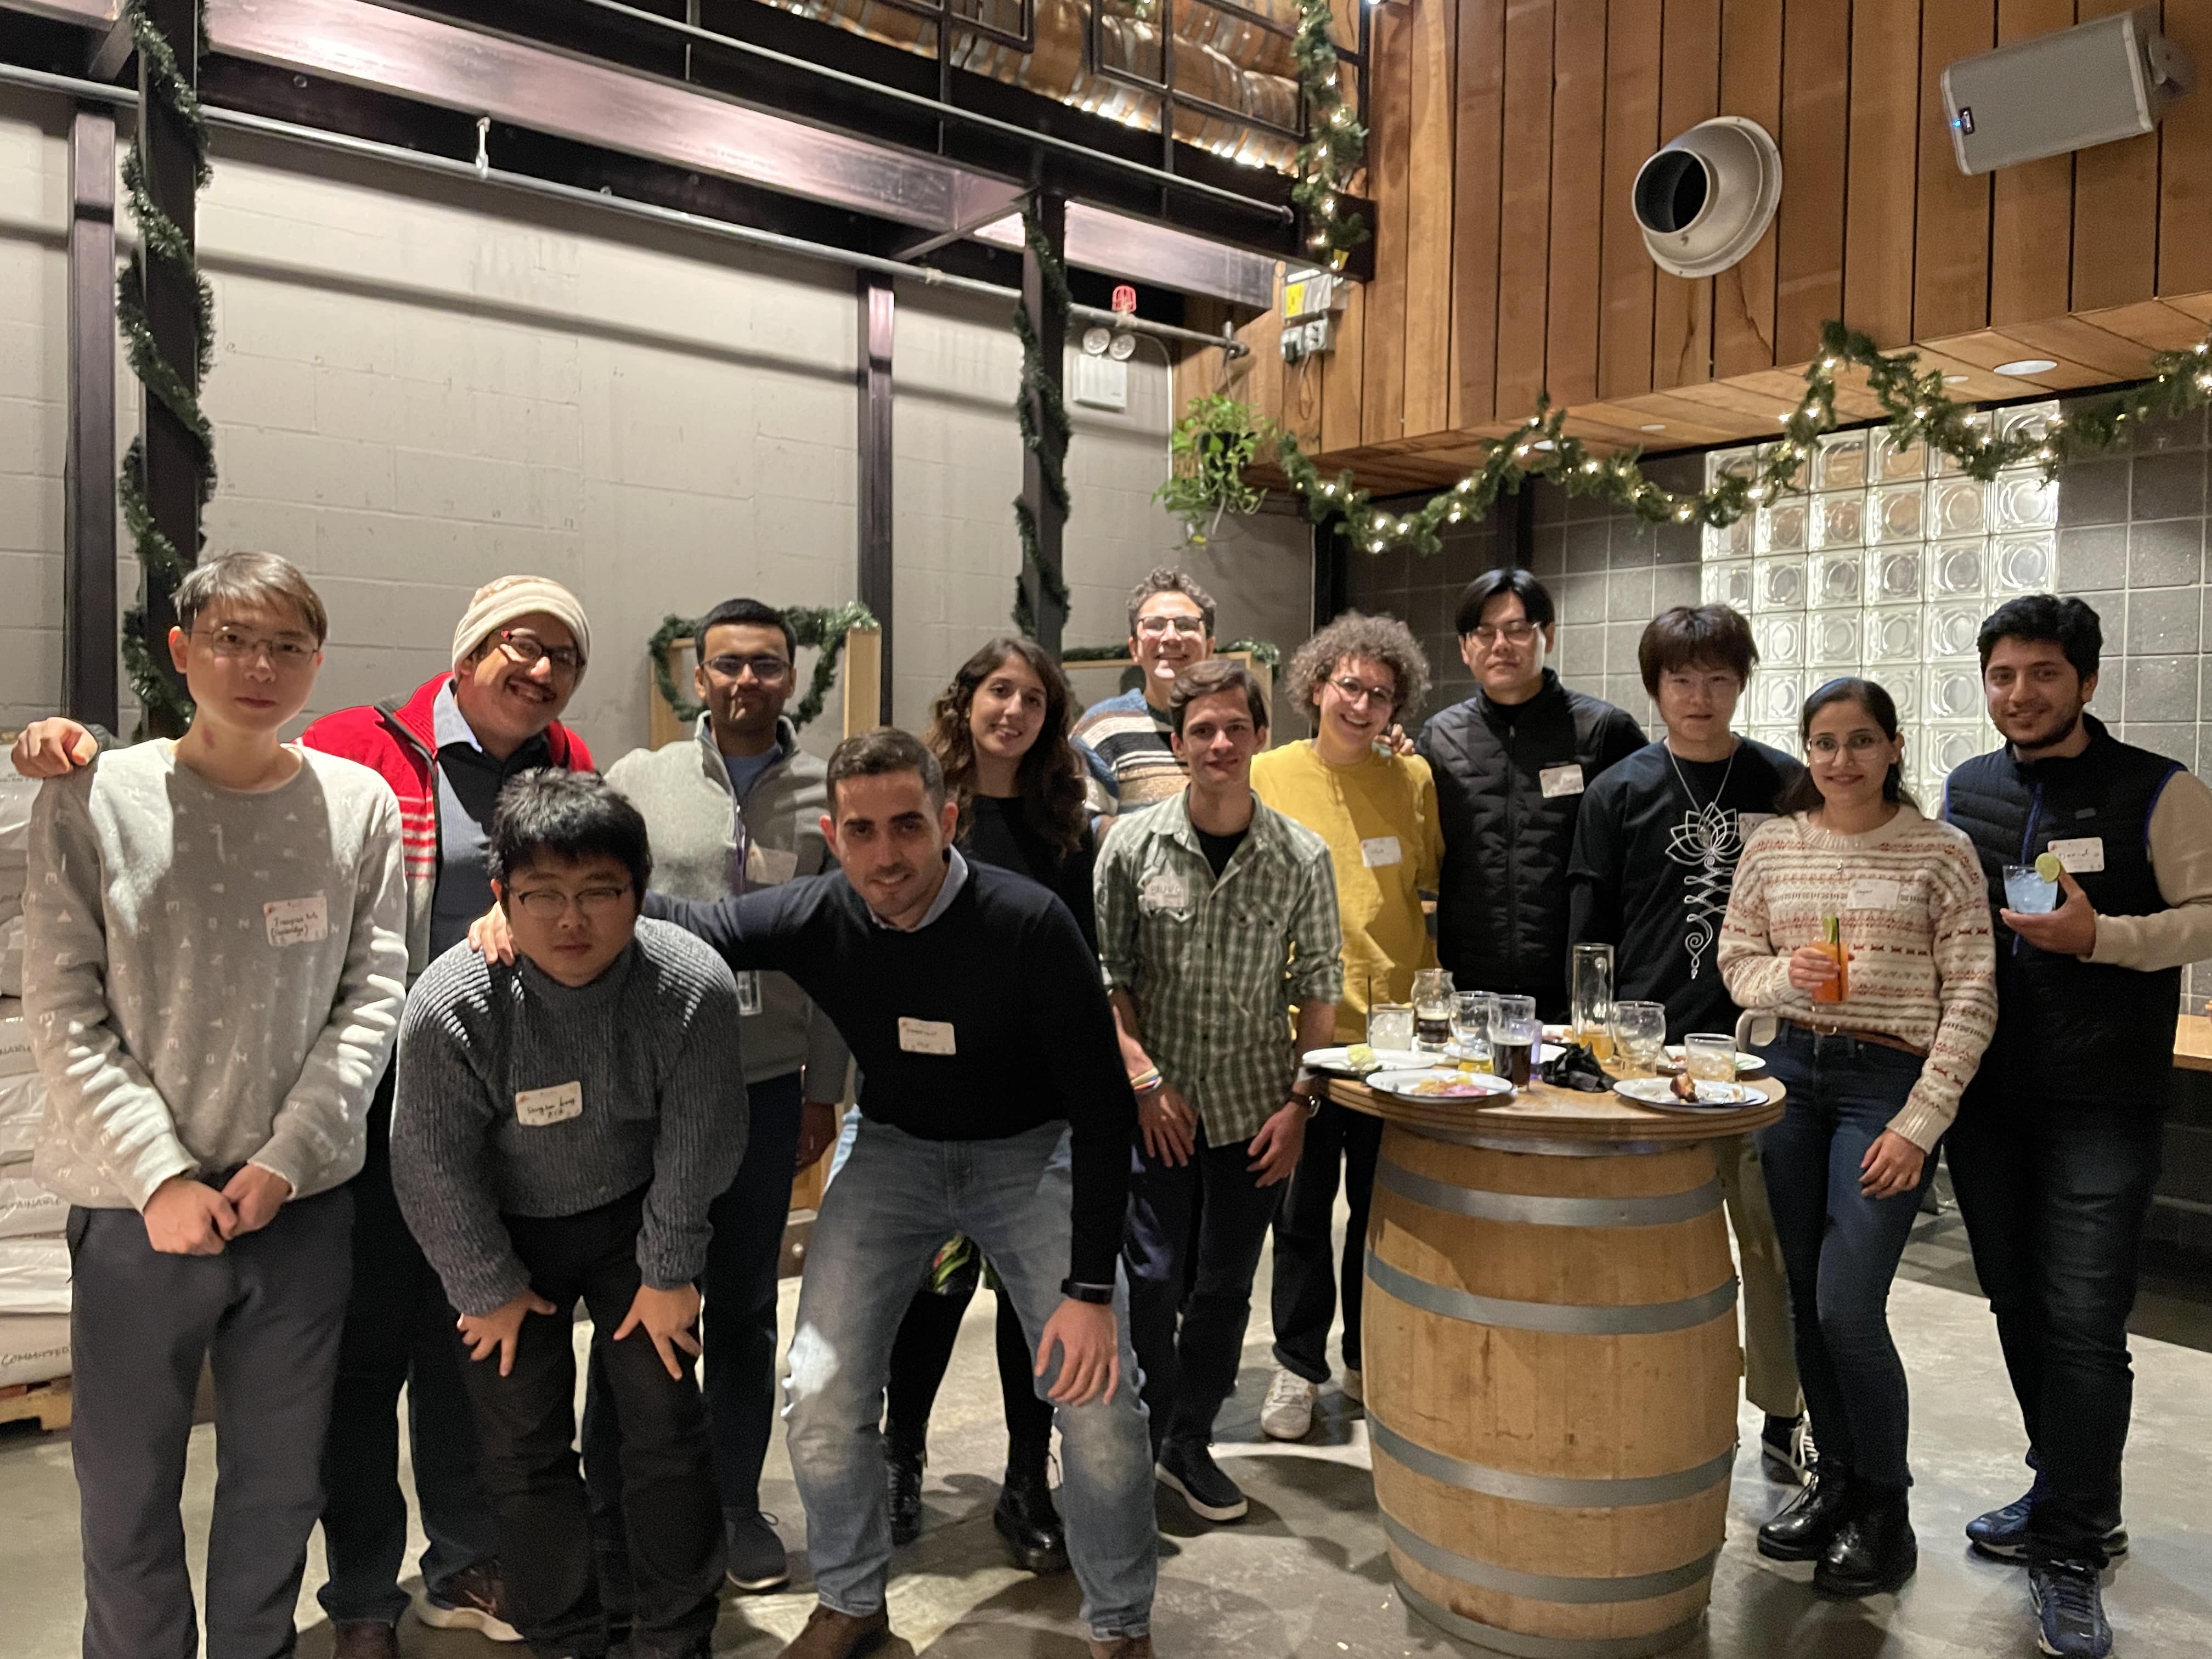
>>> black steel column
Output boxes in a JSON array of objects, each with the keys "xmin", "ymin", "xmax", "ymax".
[
  {"xmin": 66, "ymin": 107, "xmax": 119, "ymax": 732},
  {"xmin": 137, "ymin": 0, "xmax": 201, "ymax": 726},
  {"xmin": 857, "ymin": 272, "xmax": 895, "ymax": 725},
  {"xmin": 1311, "ymin": 517, "xmax": 1346, "ymax": 631},
  {"xmin": 1018, "ymin": 190, "xmax": 1068, "ymax": 656}
]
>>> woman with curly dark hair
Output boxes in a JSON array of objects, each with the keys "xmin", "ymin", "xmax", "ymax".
[{"xmin": 876, "ymin": 637, "xmax": 1099, "ymax": 1578}]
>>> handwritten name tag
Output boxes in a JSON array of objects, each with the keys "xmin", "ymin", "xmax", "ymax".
[
  {"xmin": 1141, "ymin": 871, "xmax": 1192, "ymax": 913},
  {"xmin": 898, "ymin": 1017, "xmax": 957, "ymax": 1056},
  {"xmin": 1847, "ymin": 877, "xmax": 1902, "ymax": 911},
  {"xmin": 1359, "ymin": 836, "xmax": 1402, "ymax": 868},
  {"xmin": 2048, "ymin": 836, "xmax": 2104, "ymax": 874},
  {"xmin": 516, "ymin": 1082, "xmax": 583, "ymax": 1127},
  {"xmin": 1539, "ymin": 764, "xmax": 1586, "ymax": 799},
  {"xmin": 263, "ymin": 894, "xmax": 329, "ymax": 948}
]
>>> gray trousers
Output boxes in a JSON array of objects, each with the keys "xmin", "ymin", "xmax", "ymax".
[{"xmin": 67, "ymin": 1185, "xmax": 354, "ymax": 1659}]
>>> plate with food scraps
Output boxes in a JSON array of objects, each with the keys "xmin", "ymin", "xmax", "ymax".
[
  {"xmin": 1613, "ymin": 1075, "xmax": 1761, "ymax": 1110},
  {"xmin": 1662, "ymin": 1045, "xmax": 1769, "ymax": 1074},
  {"xmin": 1366, "ymin": 1069, "xmax": 1517, "ymax": 1102},
  {"xmin": 1301, "ymin": 1045, "xmax": 1436, "ymax": 1077}
]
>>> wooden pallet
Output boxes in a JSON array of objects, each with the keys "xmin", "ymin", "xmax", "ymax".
[{"xmin": 0, "ymin": 1375, "xmax": 71, "ymax": 1432}]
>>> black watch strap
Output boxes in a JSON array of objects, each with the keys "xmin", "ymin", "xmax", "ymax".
[{"xmin": 1059, "ymin": 1278, "xmax": 1115, "ymax": 1305}]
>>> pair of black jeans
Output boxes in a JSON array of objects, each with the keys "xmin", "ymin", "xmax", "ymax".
[
  {"xmin": 1946, "ymin": 1089, "xmax": 2165, "ymax": 1567},
  {"xmin": 460, "ymin": 1187, "xmax": 723, "ymax": 1658},
  {"xmin": 1269, "ymin": 1097, "xmax": 1381, "ymax": 1384},
  {"xmin": 1124, "ymin": 1119, "xmax": 1287, "ymax": 1451}
]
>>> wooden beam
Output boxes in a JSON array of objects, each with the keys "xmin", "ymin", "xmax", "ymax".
[
  {"xmin": 1843, "ymin": 0, "xmax": 1923, "ymax": 348},
  {"xmin": 65, "ymin": 105, "xmax": 119, "ymax": 733},
  {"xmin": 2071, "ymin": 0, "xmax": 2160, "ymax": 311},
  {"xmin": 1402, "ymin": 0, "xmax": 1457, "ymax": 436},
  {"xmin": 1911, "ymin": 0, "xmax": 1993, "ymax": 341},
  {"xmin": 1989, "ymin": 0, "xmax": 2075, "ymax": 326},
  {"xmin": 1543, "ymin": 0, "xmax": 1608, "ymax": 407},
  {"xmin": 1713, "ymin": 0, "xmax": 1781, "ymax": 379},
  {"xmin": 1361, "ymin": 0, "xmax": 1414, "ymax": 445},
  {"xmin": 1450, "ymin": 0, "xmax": 1508, "ymax": 427},
  {"xmin": 1597, "ymin": 0, "xmax": 1661, "ymax": 400},
  {"xmin": 1652, "ymin": 0, "xmax": 1721, "ymax": 390},
  {"xmin": 2157, "ymin": 0, "xmax": 2212, "ymax": 296},
  {"xmin": 1774, "ymin": 0, "xmax": 1850, "ymax": 362},
  {"xmin": 1494, "ymin": 0, "xmax": 1556, "ymax": 414}
]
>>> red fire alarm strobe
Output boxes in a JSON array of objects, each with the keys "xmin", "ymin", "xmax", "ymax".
[{"xmin": 1110, "ymin": 284, "xmax": 1138, "ymax": 314}]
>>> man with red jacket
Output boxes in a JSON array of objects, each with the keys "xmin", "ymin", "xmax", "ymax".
[{"xmin": 12, "ymin": 574, "xmax": 595, "ymax": 1658}]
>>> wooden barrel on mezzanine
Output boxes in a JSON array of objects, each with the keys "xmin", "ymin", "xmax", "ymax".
[{"xmin": 1363, "ymin": 1125, "xmax": 1741, "ymax": 1658}]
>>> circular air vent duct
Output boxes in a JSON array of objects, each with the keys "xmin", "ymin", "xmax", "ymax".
[{"xmin": 1632, "ymin": 117, "xmax": 1783, "ymax": 279}]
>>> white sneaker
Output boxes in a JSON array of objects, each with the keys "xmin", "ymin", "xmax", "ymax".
[
  {"xmin": 1342, "ymin": 1367, "xmax": 1363, "ymax": 1406},
  {"xmin": 1259, "ymin": 1368, "xmax": 1317, "ymax": 1441}
]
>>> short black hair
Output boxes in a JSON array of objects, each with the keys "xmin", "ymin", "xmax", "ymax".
[
  {"xmin": 1454, "ymin": 567, "xmax": 1556, "ymax": 636},
  {"xmin": 1168, "ymin": 656, "xmax": 1270, "ymax": 736},
  {"xmin": 1639, "ymin": 604, "xmax": 1757, "ymax": 695},
  {"xmin": 488, "ymin": 770, "xmax": 652, "ymax": 898},
  {"xmin": 1976, "ymin": 594, "xmax": 2102, "ymax": 682},
  {"xmin": 826, "ymin": 727, "xmax": 946, "ymax": 816},
  {"xmin": 699, "ymin": 597, "xmax": 794, "ymax": 661}
]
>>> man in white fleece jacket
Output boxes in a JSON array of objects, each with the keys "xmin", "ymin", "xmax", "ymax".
[{"xmin": 22, "ymin": 553, "xmax": 407, "ymax": 1659}]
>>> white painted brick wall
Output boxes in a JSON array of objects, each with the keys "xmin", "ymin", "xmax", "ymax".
[{"xmin": 0, "ymin": 91, "xmax": 1310, "ymax": 759}]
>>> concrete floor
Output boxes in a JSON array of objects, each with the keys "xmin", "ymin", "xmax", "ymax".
[{"xmin": 3, "ymin": 1212, "xmax": 2209, "ymax": 1659}]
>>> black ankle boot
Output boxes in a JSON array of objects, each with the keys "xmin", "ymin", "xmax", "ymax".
[
  {"xmin": 1815, "ymin": 1489, "xmax": 1917, "ymax": 1598},
  {"xmin": 1758, "ymin": 1463, "xmax": 1855, "ymax": 1562},
  {"xmin": 885, "ymin": 1440, "xmax": 925, "ymax": 1547},
  {"xmin": 992, "ymin": 1455, "xmax": 1069, "ymax": 1575}
]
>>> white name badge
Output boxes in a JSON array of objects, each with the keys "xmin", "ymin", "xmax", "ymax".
[
  {"xmin": 898, "ymin": 1017, "xmax": 957, "ymax": 1056},
  {"xmin": 516, "ymin": 1081, "xmax": 583, "ymax": 1127},
  {"xmin": 2048, "ymin": 836, "xmax": 2105, "ymax": 874},
  {"xmin": 1141, "ymin": 871, "xmax": 1192, "ymax": 913},
  {"xmin": 1359, "ymin": 835, "xmax": 1403, "ymax": 868},
  {"xmin": 735, "ymin": 970, "xmax": 763, "ymax": 1017},
  {"xmin": 1848, "ymin": 876, "xmax": 1903, "ymax": 911},
  {"xmin": 746, "ymin": 845, "xmax": 800, "ymax": 887},
  {"xmin": 1539, "ymin": 764, "xmax": 1587, "ymax": 799},
  {"xmin": 263, "ymin": 894, "xmax": 329, "ymax": 947}
]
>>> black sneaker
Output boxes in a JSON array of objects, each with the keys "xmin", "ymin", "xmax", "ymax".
[
  {"xmin": 1760, "ymin": 1413, "xmax": 1813, "ymax": 1484},
  {"xmin": 724, "ymin": 1509, "xmax": 791, "ymax": 1593},
  {"xmin": 1156, "ymin": 1439, "xmax": 1248, "ymax": 1522},
  {"xmin": 1968, "ymin": 1480, "xmax": 2129, "ymax": 1563},
  {"xmin": 885, "ymin": 1440, "xmax": 926, "ymax": 1546},
  {"xmin": 2032, "ymin": 1560, "xmax": 2113, "ymax": 1658}
]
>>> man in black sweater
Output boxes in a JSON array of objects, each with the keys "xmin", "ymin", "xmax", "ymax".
[{"xmin": 475, "ymin": 729, "xmax": 1154, "ymax": 1659}]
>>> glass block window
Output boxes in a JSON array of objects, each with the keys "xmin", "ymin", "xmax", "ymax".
[{"xmin": 1701, "ymin": 404, "xmax": 2061, "ymax": 804}]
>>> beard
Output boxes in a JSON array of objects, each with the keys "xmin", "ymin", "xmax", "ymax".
[{"xmin": 2012, "ymin": 703, "xmax": 2083, "ymax": 752}]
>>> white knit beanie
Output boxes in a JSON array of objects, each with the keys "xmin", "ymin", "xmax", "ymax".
[{"xmin": 451, "ymin": 575, "xmax": 592, "ymax": 685}]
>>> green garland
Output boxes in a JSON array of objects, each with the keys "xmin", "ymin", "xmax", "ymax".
[
  {"xmin": 1062, "ymin": 637, "xmax": 1283, "ymax": 668},
  {"xmin": 1270, "ymin": 320, "xmax": 2212, "ymax": 558},
  {"xmin": 647, "ymin": 602, "xmax": 880, "ymax": 731},
  {"xmin": 117, "ymin": 0, "xmax": 216, "ymax": 735},
  {"xmin": 1291, "ymin": 0, "xmax": 1368, "ymax": 264},
  {"xmin": 1011, "ymin": 201, "xmax": 1074, "ymax": 638}
]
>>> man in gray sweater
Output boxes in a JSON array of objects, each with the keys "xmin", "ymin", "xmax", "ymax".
[
  {"xmin": 393, "ymin": 770, "xmax": 747, "ymax": 1659},
  {"xmin": 599, "ymin": 595, "xmax": 848, "ymax": 1592},
  {"xmin": 22, "ymin": 552, "xmax": 409, "ymax": 1659}
]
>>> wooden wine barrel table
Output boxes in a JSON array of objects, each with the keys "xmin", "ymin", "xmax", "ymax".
[{"xmin": 1328, "ymin": 1073, "xmax": 1785, "ymax": 1659}]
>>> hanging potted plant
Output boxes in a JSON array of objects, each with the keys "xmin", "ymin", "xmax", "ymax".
[{"xmin": 1155, "ymin": 392, "xmax": 1273, "ymax": 546}]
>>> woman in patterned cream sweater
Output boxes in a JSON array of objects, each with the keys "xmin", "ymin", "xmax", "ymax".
[{"xmin": 1719, "ymin": 676, "xmax": 1996, "ymax": 1604}]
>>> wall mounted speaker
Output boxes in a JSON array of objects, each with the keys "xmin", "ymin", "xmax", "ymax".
[
  {"xmin": 1942, "ymin": 8, "xmax": 2194, "ymax": 175},
  {"xmin": 1632, "ymin": 117, "xmax": 1783, "ymax": 280}
]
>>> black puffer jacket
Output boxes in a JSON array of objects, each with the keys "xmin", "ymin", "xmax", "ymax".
[{"xmin": 1418, "ymin": 671, "xmax": 1645, "ymax": 1018}]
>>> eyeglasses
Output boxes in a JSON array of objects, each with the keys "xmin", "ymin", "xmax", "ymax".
[
  {"xmin": 704, "ymin": 653, "xmax": 792, "ymax": 682},
  {"xmin": 1469, "ymin": 620, "xmax": 1541, "ymax": 646},
  {"xmin": 511, "ymin": 884, "xmax": 630, "ymax": 919},
  {"xmin": 495, "ymin": 629, "xmax": 584, "ymax": 673},
  {"xmin": 1807, "ymin": 731, "xmax": 1891, "ymax": 759},
  {"xmin": 195, "ymin": 625, "xmax": 318, "ymax": 666},
  {"xmin": 1136, "ymin": 616, "xmax": 1207, "ymax": 637},
  {"xmin": 1327, "ymin": 674, "xmax": 1397, "ymax": 709}
]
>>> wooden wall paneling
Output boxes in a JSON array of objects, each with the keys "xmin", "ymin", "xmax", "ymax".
[
  {"xmin": 2083, "ymin": 299, "xmax": 2212, "ymax": 352},
  {"xmin": 2157, "ymin": 0, "xmax": 2212, "ymax": 295},
  {"xmin": 1542, "ymin": 0, "xmax": 1610, "ymax": 407},
  {"xmin": 1843, "ymin": 0, "xmax": 1924, "ymax": 347},
  {"xmin": 1989, "ymin": 0, "xmax": 2075, "ymax": 325},
  {"xmin": 1283, "ymin": 350, "xmax": 1328, "ymax": 450},
  {"xmin": 1910, "ymin": 0, "xmax": 1993, "ymax": 340},
  {"xmin": 2000, "ymin": 315, "xmax": 2160, "ymax": 380},
  {"xmin": 1712, "ymin": 0, "xmax": 1781, "ymax": 379},
  {"xmin": 2070, "ymin": 0, "xmax": 2159, "ymax": 311},
  {"xmin": 1451, "ymin": 0, "xmax": 1509, "ymax": 427},
  {"xmin": 1402, "ymin": 0, "xmax": 1459, "ymax": 436},
  {"xmin": 1585, "ymin": 395, "xmax": 1758, "ymax": 445},
  {"xmin": 1773, "ymin": 0, "xmax": 1851, "ymax": 361},
  {"xmin": 2166, "ymin": 293, "xmax": 2212, "ymax": 325},
  {"xmin": 1651, "ymin": 0, "xmax": 1721, "ymax": 391},
  {"xmin": 1322, "ymin": 276, "xmax": 1370, "ymax": 453},
  {"xmin": 1361, "ymin": 0, "xmax": 1415, "ymax": 444},
  {"xmin": 1239, "ymin": 303, "xmax": 1286, "ymax": 433},
  {"xmin": 1919, "ymin": 329, "xmax": 2113, "ymax": 388},
  {"xmin": 1598, "ymin": 0, "xmax": 1662, "ymax": 400},
  {"xmin": 1493, "ymin": 0, "xmax": 1558, "ymax": 416}
]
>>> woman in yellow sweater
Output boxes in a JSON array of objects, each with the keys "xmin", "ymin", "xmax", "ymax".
[
  {"xmin": 1250, "ymin": 612, "xmax": 1442, "ymax": 1442},
  {"xmin": 1719, "ymin": 676, "xmax": 1996, "ymax": 1601}
]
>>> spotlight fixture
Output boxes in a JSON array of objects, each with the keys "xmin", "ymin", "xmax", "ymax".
[
  {"xmin": 1639, "ymin": 422, "xmax": 1667, "ymax": 433},
  {"xmin": 1942, "ymin": 373, "xmax": 1971, "ymax": 384},
  {"xmin": 1995, "ymin": 357, "xmax": 2059, "ymax": 375}
]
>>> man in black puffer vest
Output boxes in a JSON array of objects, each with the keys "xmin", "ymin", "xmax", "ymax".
[
  {"xmin": 1418, "ymin": 568, "xmax": 1644, "ymax": 1019},
  {"xmin": 1941, "ymin": 595, "xmax": 2212, "ymax": 1659}
]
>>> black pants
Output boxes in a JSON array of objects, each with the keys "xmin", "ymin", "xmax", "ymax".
[
  {"xmin": 883, "ymin": 1257, "xmax": 1055, "ymax": 1475},
  {"xmin": 460, "ymin": 1189, "xmax": 723, "ymax": 1658},
  {"xmin": 1269, "ymin": 1098, "xmax": 1381, "ymax": 1383},
  {"xmin": 1947, "ymin": 1091, "xmax": 2165, "ymax": 1567}
]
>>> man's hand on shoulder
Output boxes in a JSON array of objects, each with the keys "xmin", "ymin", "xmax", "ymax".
[{"xmin": 468, "ymin": 902, "xmax": 518, "ymax": 964}]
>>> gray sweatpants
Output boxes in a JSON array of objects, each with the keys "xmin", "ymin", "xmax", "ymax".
[{"xmin": 66, "ymin": 1185, "xmax": 354, "ymax": 1659}]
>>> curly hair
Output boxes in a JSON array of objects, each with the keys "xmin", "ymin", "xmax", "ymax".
[
  {"xmin": 1282, "ymin": 611, "xmax": 1432, "ymax": 729},
  {"xmin": 1126, "ymin": 567, "xmax": 1218, "ymax": 636},
  {"xmin": 924, "ymin": 636, "xmax": 1089, "ymax": 858}
]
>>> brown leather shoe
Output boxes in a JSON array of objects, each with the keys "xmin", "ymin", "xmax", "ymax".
[
  {"xmin": 332, "ymin": 1623, "xmax": 399, "ymax": 1659},
  {"xmin": 1088, "ymin": 1638, "xmax": 1156, "ymax": 1658},
  {"xmin": 777, "ymin": 1603, "xmax": 899, "ymax": 1658}
]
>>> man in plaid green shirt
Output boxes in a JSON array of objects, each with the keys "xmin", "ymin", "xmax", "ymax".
[{"xmin": 1095, "ymin": 658, "xmax": 1343, "ymax": 1525}]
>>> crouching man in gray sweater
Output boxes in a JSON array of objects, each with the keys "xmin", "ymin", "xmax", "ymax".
[{"xmin": 393, "ymin": 771, "xmax": 748, "ymax": 1659}]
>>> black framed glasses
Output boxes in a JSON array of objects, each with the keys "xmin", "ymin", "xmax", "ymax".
[{"xmin": 496, "ymin": 629, "xmax": 584, "ymax": 673}]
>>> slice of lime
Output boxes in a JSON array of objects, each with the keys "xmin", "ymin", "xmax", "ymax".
[{"xmin": 2034, "ymin": 851, "xmax": 2063, "ymax": 882}]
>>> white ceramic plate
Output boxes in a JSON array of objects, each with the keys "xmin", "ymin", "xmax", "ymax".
[
  {"xmin": 1614, "ymin": 1076, "xmax": 1760, "ymax": 1109},
  {"xmin": 1367, "ymin": 1069, "xmax": 1517, "ymax": 1102},
  {"xmin": 1301, "ymin": 1046, "xmax": 1435, "ymax": 1077},
  {"xmin": 1664, "ymin": 1045, "xmax": 1769, "ymax": 1075}
]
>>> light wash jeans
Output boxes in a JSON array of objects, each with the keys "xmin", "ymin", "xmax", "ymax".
[{"xmin": 784, "ymin": 1118, "xmax": 1156, "ymax": 1639}]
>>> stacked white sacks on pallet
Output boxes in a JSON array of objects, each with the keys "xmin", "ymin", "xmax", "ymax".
[{"xmin": 0, "ymin": 761, "xmax": 69, "ymax": 1387}]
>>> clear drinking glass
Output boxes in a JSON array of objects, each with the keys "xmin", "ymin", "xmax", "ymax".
[
  {"xmin": 1368, "ymin": 1003, "xmax": 1416, "ymax": 1053},
  {"xmin": 1451, "ymin": 992, "xmax": 1493, "ymax": 1072},
  {"xmin": 1492, "ymin": 995, "xmax": 1540, "ymax": 1087},
  {"xmin": 1412, "ymin": 968, "xmax": 1456, "ymax": 1051},
  {"xmin": 2003, "ymin": 863, "xmax": 2059, "ymax": 915},
  {"xmin": 1609, "ymin": 1001, "xmax": 1668, "ymax": 1076},
  {"xmin": 1684, "ymin": 1033, "xmax": 1739, "ymax": 1085},
  {"xmin": 1571, "ymin": 943, "xmax": 1616, "ymax": 1059}
]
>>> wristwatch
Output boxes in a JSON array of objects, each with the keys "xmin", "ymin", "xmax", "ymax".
[{"xmin": 1060, "ymin": 1278, "xmax": 1115, "ymax": 1305}]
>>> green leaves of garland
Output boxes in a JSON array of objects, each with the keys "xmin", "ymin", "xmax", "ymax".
[
  {"xmin": 1275, "ymin": 320, "xmax": 2212, "ymax": 558},
  {"xmin": 1012, "ymin": 202, "xmax": 1074, "ymax": 639},
  {"xmin": 1291, "ymin": 0, "xmax": 1368, "ymax": 263},
  {"xmin": 647, "ymin": 603, "xmax": 880, "ymax": 732}
]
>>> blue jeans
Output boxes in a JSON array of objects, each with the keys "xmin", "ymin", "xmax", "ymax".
[
  {"xmin": 1754, "ymin": 1025, "xmax": 1939, "ymax": 1493},
  {"xmin": 785, "ymin": 1119, "xmax": 1156, "ymax": 1639}
]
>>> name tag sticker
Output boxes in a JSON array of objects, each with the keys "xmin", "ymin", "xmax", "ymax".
[
  {"xmin": 263, "ymin": 894, "xmax": 329, "ymax": 947},
  {"xmin": 1848, "ymin": 876, "xmax": 1903, "ymax": 911},
  {"xmin": 1738, "ymin": 812, "xmax": 1775, "ymax": 839},
  {"xmin": 898, "ymin": 1017, "xmax": 957, "ymax": 1056},
  {"xmin": 1539, "ymin": 764, "xmax": 1587, "ymax": 799},
  {"xmin": 516, "ymin": 1081, "xmax": 583, "ymax": 1127},
  {"xmin": 747, "ymin": 845, "xmax": 800, "ymax": 887},
  {"xmin": 735, "ymin": 970, "xmax": 763, "ymax": 1017},
  {"xmin": 1359, "ymin": 835, "xmax": 1402, "ymax": 868},
  {"xmin": 2049, "ymin": 836, "xmax": 2105, "ymax": 874},
  {"xmin": 1140, "ymin": 871, "xmax": 1192, "ymax": 913}
]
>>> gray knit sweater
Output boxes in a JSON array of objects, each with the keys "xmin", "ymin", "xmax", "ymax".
[{"xmin": 391, "ymin": 919, "xmax": 748, "ymax": 1317}]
